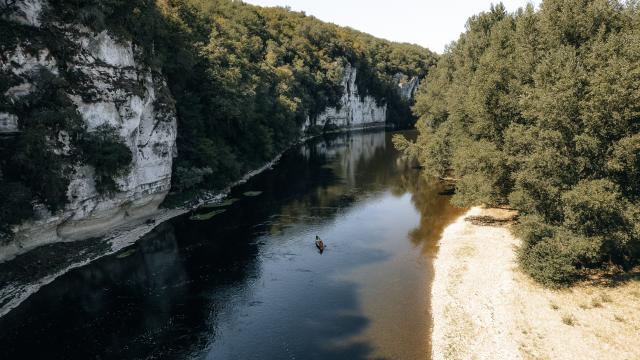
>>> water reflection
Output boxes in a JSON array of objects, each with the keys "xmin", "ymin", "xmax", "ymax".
[{"xmin": 0, "ymin": 130, "xmax": 464, "ymax": 360}]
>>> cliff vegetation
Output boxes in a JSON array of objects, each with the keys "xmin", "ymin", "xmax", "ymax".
[{"xmin": 0, "ymin": 0, "xmax": 435, "ymax": 236}]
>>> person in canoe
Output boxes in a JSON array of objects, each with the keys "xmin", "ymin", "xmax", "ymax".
[{"xmin": 315, "ymin": 235, "xmax": 325, "ymax": 253}]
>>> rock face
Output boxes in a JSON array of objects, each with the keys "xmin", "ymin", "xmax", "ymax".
[
  {"xmin": 302, "ymin": 65, "xmax": 421, "ymax": 132},
  {"xmin": 394, "ymin": 73, "xmax": 420, "ymax": 101},
  {"xmin": 303, "ymin": 63, "xmax": 387, "ymax": 131},
  {"xmin": 0, "ymin": 113, "xmax": 19, "ymax": 133},
  {"xmin": 1, "ymin": 1, "xmax": 178, "ymax": 260}
]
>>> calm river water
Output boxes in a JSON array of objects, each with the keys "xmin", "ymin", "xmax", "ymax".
[{"xmin": 0, "ymin": 130, "xmax": 465, "ymax": 360}]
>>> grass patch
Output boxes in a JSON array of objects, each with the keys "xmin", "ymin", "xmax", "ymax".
[
  {"xmin": 614, "ymin": 314, "xmax": 626, "ymax": 323},
  {"xmin": 116, "ymin": 248, "xmax": 136, "ymax": 259},
  {"xmin": 202, "ymin": 198, "xmax": 238, "ymax": 209},
  {"xmin": 189, "ymin": 209, "xmax": 226, "ymax": 221},
  {"xmin": 600, "ymin": 294, "xmax": 613, "ymax": 303},
  {"xmin": 561, "ymin": 314, "xmax": 577, "ymax": 326},
  {"xmin": 243, "ymin": 191, "xmax": 263, "ymax": 197}
]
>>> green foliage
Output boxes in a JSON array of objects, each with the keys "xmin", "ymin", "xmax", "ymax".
[
  {"xmin": 607, "ymin": 134, "xmax": 640, "ymax": 197},
  {"xmin": 2, "ymin": 67, "xmax": 84, "ymax": 214},
  {"xmin": 80, "ymin": 124, "xmax": 132, "ymax": 194},
  {"xmin": 450, "ymin": 139, "xmax": 510, "ymax": 206},
  {"xmin": 173, "ymin": 166, "xmax": 214, "ymax": 193},
  {"xmin": 0, "ymin": 182, "xmax": 34, "ymax": 234},
  {"xmin": 519, "ymin": 234, "xmax": 580, "ymax": 286},
  {"xmin": 396, "ymin": 0, "xmax": 640, "ymax": 285},
  {"xmin": 0, "ymin": 67, "xmax": 132, "ymax": 234},
  {"xmin": 561, "ymin": 180, "xmax": 625, "ymax": 237},
  {"xmin": 43, "ymin": 0, "xmax": 436, "ymax": 193}
]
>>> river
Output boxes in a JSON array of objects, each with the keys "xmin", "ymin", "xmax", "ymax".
[{"xmin": 0, "ymin": 130, "xmax": 465, "ymax": 360}]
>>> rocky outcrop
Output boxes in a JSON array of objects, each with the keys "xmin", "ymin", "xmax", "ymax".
[
  {"xmin": 1, "ymin": 1, "xmax": 177, "ymax": 261},
  {"xmin": 302, "ymin": 65, "xmax": 422, "ymax": 132},
  {"xmin": 0, "ymin": 113, "xmax": 19, "ymax": 133},
  {"xmin": 394, "ymin": 73, "xmax": 420, "ymax": 101},
  {"xmin": 303, "ymin": 63, "xmax": 387, "ymax": 131},
  {"xmin": 6, "ymin": 0, "xmax": 43, "ymax": 27}
]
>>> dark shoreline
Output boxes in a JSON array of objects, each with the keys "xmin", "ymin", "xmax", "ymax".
[{"xmin": 0, "ymin": 125, "xmax": 396, "ymax": 318}]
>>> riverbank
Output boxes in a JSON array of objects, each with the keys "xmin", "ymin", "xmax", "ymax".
[
  {"xmin": 432, "ymin": 207, "xmax": 640, "ymax": 360},
  {"xmin": 0, "ymin": 144, "xmax": 283, "ymax": 318},
  {"xmin": 0, "ymin": 126, "xmax": 391, "ymax": 318}
]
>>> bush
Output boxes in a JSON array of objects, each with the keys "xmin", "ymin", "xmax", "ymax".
[
  {"xmin": 80, "ymin": 124, "xmax": 132, "ymax": 194},
  {"xmin": 451, "ymin": 139, "xmax": 509, "ymax": 206},
  {"xmin": 0, "ymin": 182, "xmax": 34, "ymax": 233},
  {"xmin": 562, "ymin": 179, "xmax": 625, "ymax": 237},
  {"xmin": 519, "ymin": 236, "xmax": 579, "ymax": 286},
  {"xmin": 173, "ymin": 166, "xmax": 213, "ymax": 193},
  {"xmin": 517, "ymin": 217, "xmax": 605, "ymax": 285}
]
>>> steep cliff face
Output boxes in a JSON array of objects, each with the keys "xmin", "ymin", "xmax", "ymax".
[
  {"xmin": 1, "ymin": 1, "xmax": 177, "ymax": 260},
  {"xmin": 303, "ymin": 63, "xmax": 387, "ymax": 131},
  {"xmin": 302, "ymin": 64, "xmax": 422, "ymax": 132},
  {"xmin": 396, "ymin": 74, "xmax": 420, "ymax": 101}
]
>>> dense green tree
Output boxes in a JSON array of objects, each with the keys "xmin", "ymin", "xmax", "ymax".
[
  {"xmin": 79, "ymin": 124, "xmax": 133, "ymax": 194},
  {"xmin": 396, "ymin": 0, "xmax": 640, "ymax": 285}
]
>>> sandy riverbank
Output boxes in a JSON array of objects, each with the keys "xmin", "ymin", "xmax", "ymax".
[{"xmin": 431, "ymin": 207, "xmax": 640, "ymax": 360}]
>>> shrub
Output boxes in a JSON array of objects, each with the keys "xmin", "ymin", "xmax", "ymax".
[
  {"xmin": 0, "ymin": 67, "xmax": 84, "ymax": 234},
  {"xmin": 561, "ymin": 313, "xmax": 577, "ymax": 326},
  {"xmin": 173, "ymin": 166, "xmax": 214, "ymax": 193},
  {"xmin": 80, "ymin": 124, "xmax": 132, "ymax": 194},
  {"xmin": 0, "ymin": 181, "xmax": 33, "ymax": 232},
  {"xmin": 562, "ymin": 179, "xmax": 625, "ymax": 237},
  {"xmin": 519, "ymin": 236, "xmax": 579, "ymax": 287},
  {"xmin": 450, "ymin": 140, "xmax": 509, "ymax": 206}
]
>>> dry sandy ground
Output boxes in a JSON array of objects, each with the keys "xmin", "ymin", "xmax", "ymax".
[{"xmin": 431, "ymin": 207, "xmax": 640, "ymax": 360}]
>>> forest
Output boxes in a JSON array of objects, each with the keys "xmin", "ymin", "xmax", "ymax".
[
  {"xmin": 395, "ymin": 0, "xmax": 640, "ymax": 285},
  {"xmin": 0, "ymin": 0, "xmax": 435, "ymax": 235}
]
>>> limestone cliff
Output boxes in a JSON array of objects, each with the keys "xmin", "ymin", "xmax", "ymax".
[
  {"xmin": 303, "ymin": 63, "xmax": 387, "ymax": 131},
  {"xmin": 396, "ymin": 74, "xmax": 420, "ymax": 101},
  {"xmin": 302, "ymin": 64, "xmax": 422, "ymax": 132},
  {"xmin": 1, "ymin": 1, "xmax": 177, "ymax": 260}
]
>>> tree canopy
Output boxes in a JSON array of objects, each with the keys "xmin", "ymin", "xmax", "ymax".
[{"xmin": 396, "ymin": 0, "xmax": 640, "ymax": 286}]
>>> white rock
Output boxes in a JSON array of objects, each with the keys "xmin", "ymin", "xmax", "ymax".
[
  {"xmin": 398, "ymin": 75, "xmax": 420, "ymax": 101},
  {"xmin": 6, "ymin": 0, "xmax": 44, "ymax": 27},
  {"xmin": 0, "ymin": 113, "xmax": 19, "ymax": 133},
  {"xmin": 1, "ymin": 47, "xmax": 58, "ymax": 76},
  {"xmin": 82, "ymin": 31, "xmax": 137, "ymax": 68},
  {"xmin": 305, "ymin": 63, "xmax": 387, "ymax": 131}
]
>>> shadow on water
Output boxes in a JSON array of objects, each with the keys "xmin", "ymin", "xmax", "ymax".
[{"xmin": 0, "ymin": 130, "xmax": 464, "ymax": 360}]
